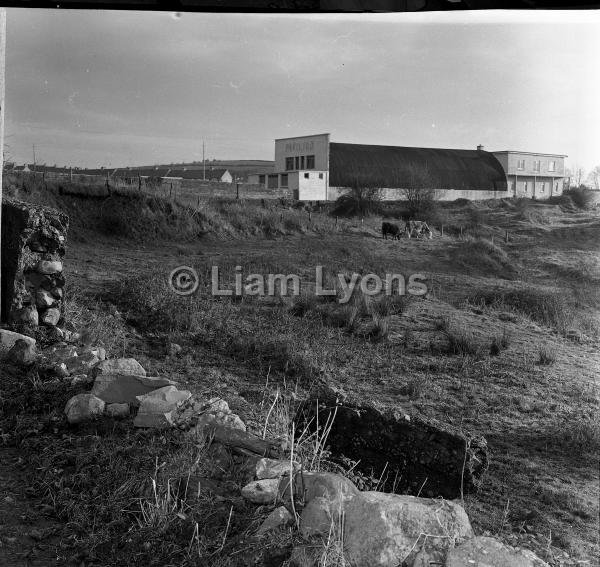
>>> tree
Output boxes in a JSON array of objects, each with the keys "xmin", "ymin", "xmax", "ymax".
[
  {"xmin": 331, "ymin": 165, "xmax": 385, "ymax": 217},
  {"xmin": 399, "ymin": 163, "xmax": 439, "ymax": 217},
  {"xmin": 566, "ymin": 164, "xmax": 586, "ymax": 189},
  {"xmin": 587, "ymin": 166, "xmax": 600, "ymax": 190}
]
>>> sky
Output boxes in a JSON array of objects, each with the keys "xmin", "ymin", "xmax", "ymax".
[{"xmin": 4, "ymin": 9, "xmax": 600, "ymax": 171}]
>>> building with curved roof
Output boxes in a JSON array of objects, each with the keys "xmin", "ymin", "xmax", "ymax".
[{"xmin": 249, "ymin": 133, "xmax": 566, "ymax": 201}]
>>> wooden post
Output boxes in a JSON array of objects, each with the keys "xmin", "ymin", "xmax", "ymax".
[
  {"xmin": 138, "ymin": 175, "xmax": 141, "ymax": 191},
  {"xmin": 335, "ymin": 216, "xmax": 338, "ymax": 227},
  {"xmin": 236, "ymin": 182, "xmax": 240, "ymax": 199},
  {"xmin": 309, "ymin": 211, "xmax": 312, "ymax": 222},
  {"xmin": 505, "ymin": 230, "xmax": 509, "ymax": 244},
  {"xmin": 441, "ymin": 224, "xmax": 444, "ymax": 237},
  {"xmin": 197, "ymin": 195, "xmax": 200, "ymax": 208}
]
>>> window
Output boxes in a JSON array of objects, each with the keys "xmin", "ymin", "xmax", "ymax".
[
  {"xmin": 319, "ymin": 173, "xmax": 323, "ymax": 179},
  {"xmin": 280, "ymin": 174, "xmax": 288, "ymax": 187},
  {"xmin": 548, "ymin": 161, "xmax": 556, "ymax": 172},
  {"xmin": 300, "ymin": 156, "xmax": 305, "ymax": 169},
  {"xmin": 517, "ymin": 159, "xmax": 525, "ymax": 170},
  {"xmin": 295, "ymin": 156, "xmax": 300, "ymax": 170},
  {"xmin": 306, "ymin": 155, "xmax": 315, "ymax": 169},
  {"xmin": 258, "ymin": 175, "xmax": 265, "ymax": 185},
  {"xmin": 285, "ymin": 157, "xmax": 294, "ymax": 171},
  {"xmin": 268, "ymin": 174, "xmax": 278, "ymax": 189},
  {"xmin": 304, "ymin": 173, "xmax": 309, "ymax": 179},
  {"xmin": 533, "ymin": 160, "xmax": 541, "ymax": 173}
]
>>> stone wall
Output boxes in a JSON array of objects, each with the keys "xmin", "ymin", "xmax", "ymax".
[{"xmin": 1, "ymin": 198, "xmax": 69, "ymax": 330}]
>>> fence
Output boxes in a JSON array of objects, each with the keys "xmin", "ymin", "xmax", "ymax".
[{"xmin": 3, "ymin": 171, "xmax": 293, "ymax": 203}]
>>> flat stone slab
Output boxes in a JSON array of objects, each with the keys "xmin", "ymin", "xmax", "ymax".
[
  {"xmin": 91, "ymin": 373, "xmax": 176, "ymax": 405},
  {"xmin": 133, "ymin": 386, "xmax": 191, "ymax": 428},
  {"xmin": 89, "ymin": 358, "xmax": 146, "ymax": 379}
]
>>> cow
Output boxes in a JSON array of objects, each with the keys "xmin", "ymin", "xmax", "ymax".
[
  {"xmin": 382, "ymin": 221, "xmax": 403, "ymax": 240},
  {"xmin": 406, "ymin": 220, "xmax": 433, "ymax": 239}
]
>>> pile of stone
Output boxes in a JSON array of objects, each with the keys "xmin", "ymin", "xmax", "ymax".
[
  {"xmin": 239, "ymin": 461, "xmax": 549, "ymax": 567},
  {"xmin": 1, "ymin": 198, "xmax": 69, "ymax": 330}
]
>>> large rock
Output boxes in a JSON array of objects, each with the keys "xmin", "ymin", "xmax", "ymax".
[
  {"xmin": 294, "ymin": 386, "xmax": 488, "ymax": 498},
  {"xmin": 342, "ymin": 492, "xmax": 473, "ymax": 567},
  {"xmin": 64, "ymin": 394, "xmax": 105, "ymax": 424},
  {"xmin": 0, "ymin": 329, "xmax": 35, "ymax": 355},
  {"xmin": 64, "ymin": 352, "xmax": 100, "ymax": 375},
  {"xmin": 446, "ymin": 536, "xmax": 549, "ymax": 567},
  {"xmin": 40, "ymin": 307, "xmax": 61, "ymax": 326},
  {"xmin": 300, "ymin": 495, "xmax": 345, "ymax": 538},
  {"xmin": 89, "ymin": 358, "xmax": 146, "ymax": 379},
  {"xmin": 172, "ymin": 396, "xmax": 246, "ymax": 433},
  {"xmin": 241, "ymin": 478, "xmax": 280, "ymax": 505},
  {"xmin": 278, "ymin": 471, "xmax": 359, "ymax": 508},
  {"xmin": 105, "ymin": 403, "xmax": 130, "ymax": 419},
  {"xmin": 256, "ymin": 458, "xmax": 300, "ymax": 480},
  {"xmin": 6, "ymin": 338, "xmax": 38, "ymax": 366},
  {"xmin": 133, "ymin": 386, "xmax": 192, "ymax": 428},
  {"xmin": 255, "ymin": 506, "xmax": 294, "ymax": 537},
  {"xmin": 91, "ymin": 373, "xmax": 175, "ymax": 405}
]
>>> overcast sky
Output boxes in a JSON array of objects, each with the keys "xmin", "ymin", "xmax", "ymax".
[{"xmin": 5, "ymin": 10, "xmax": 600, "ymax": 170}]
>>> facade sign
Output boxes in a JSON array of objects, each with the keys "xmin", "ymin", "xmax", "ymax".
[{"xmin": 284, "ymin": 141, "xmax": 315, "ymax": 153}]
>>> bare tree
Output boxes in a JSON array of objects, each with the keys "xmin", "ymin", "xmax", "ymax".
[
  {"xmin": 334, "ymin": 166, "xmax": 383, "ymax": 216},
  {"xmin": 587, "ymin": 165, "xmax": 600, "ymax": 190},
  {"xmin": 566, "ymin": 164, "xmax": 586, "ymax": 189},
  {"xmin": 399, "ymin": 163, "xmax": 438, "ymax": 217}
]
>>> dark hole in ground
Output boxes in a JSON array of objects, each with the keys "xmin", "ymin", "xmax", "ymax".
[{"xmin": 294, "ymin": 387, "xmax": 489, "ymax": 500}]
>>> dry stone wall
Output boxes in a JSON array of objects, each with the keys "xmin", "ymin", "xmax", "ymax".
[{"xmin": 1, "ymin": 198, "xmax": 69, "ymax": 330}]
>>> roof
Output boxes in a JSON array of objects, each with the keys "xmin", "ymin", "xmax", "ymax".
[
  {"xmin": 492, "ymin": 151, "xmax": 567, "ymax": 157},
  {"xmin": 167, "ymin": 168, "xmax": 229, "ymax": 180},
  {"xmin": 328, "ymin": 143, "xmax": 508, "ymax": 191},
  {"xmin": 275, "ymin": 133, "xmax": 330, "ymax": 141}
]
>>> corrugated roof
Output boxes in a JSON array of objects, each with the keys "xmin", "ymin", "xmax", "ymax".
[{"xmin": 329, "ymin": 143, "xmax": 507, "ymax": 191}]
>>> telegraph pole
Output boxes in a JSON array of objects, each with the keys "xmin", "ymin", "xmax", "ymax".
[{"xmin": 202, "ymin": 140, "xmax": 206, "ymax": 181}]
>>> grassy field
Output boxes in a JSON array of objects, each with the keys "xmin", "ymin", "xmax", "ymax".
[{"xmin": 1, "ymin": 182, "xmax": 599, "ymax": 566}]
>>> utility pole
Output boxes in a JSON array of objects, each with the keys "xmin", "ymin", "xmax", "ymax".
[
  {"xmin": 202, "ymin": 140, "xmax": 206, "ymax": 181},
  {"xmin": 32, "ymin": 144, "xmax": 36, "ymax": 173}
]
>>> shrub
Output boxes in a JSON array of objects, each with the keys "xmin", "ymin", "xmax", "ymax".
[
  {"xmin": 538, "ymin": 345, "xmax": 556, "ymax": 365},
  {"xmin": 450, "ymin": 237, "xmax": 517, "ymax": 279},
  {"xmin": 490, "ymin": 328, "xmax": 511, "ymax": 356},
  {"xmin": 467, "ymin": 288, "xmax": 571, "ymax": 334},
  {"xmin": 564, "ymin": 187, "xmax": 596, "ymax": 210},
  {"xmin": 331, "ymin": 187, "xmax": 383, "ymax": 217}
]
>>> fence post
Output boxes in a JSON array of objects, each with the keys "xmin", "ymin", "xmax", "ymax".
[
  {"xmin": 138, "ymin": 175, "xmax": 141, "ymax": 191},
  {"xmin": 197, "ymin": 195, "xmax": 200, "ymax": 208},
  {"xmin": 505, "ymin": 230, "xmax": 509, "ymax": 244},
  {"xmin": 236, "ymin": 183, "xmax": 240, "ymax": 199},
  {"xmin": 308, "ymin": 211, "xmax": 312, "ymax": 222},
  {"xmin": 335, "ymin": 216, "xmax": 338, "ymax": 228}
]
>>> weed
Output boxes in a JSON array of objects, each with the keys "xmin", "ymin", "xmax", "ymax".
[{"xmin": 537, "ymin": 346, "xmax": 556, "ymax": 366}]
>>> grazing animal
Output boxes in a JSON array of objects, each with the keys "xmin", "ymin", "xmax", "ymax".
[
  {"xmin": 406, "ymin": 220, "xmax": 433, "ymax": 239},
  {"xmin": 382, "ymin": 221, "xmax": 402, "ymax": 240}
]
